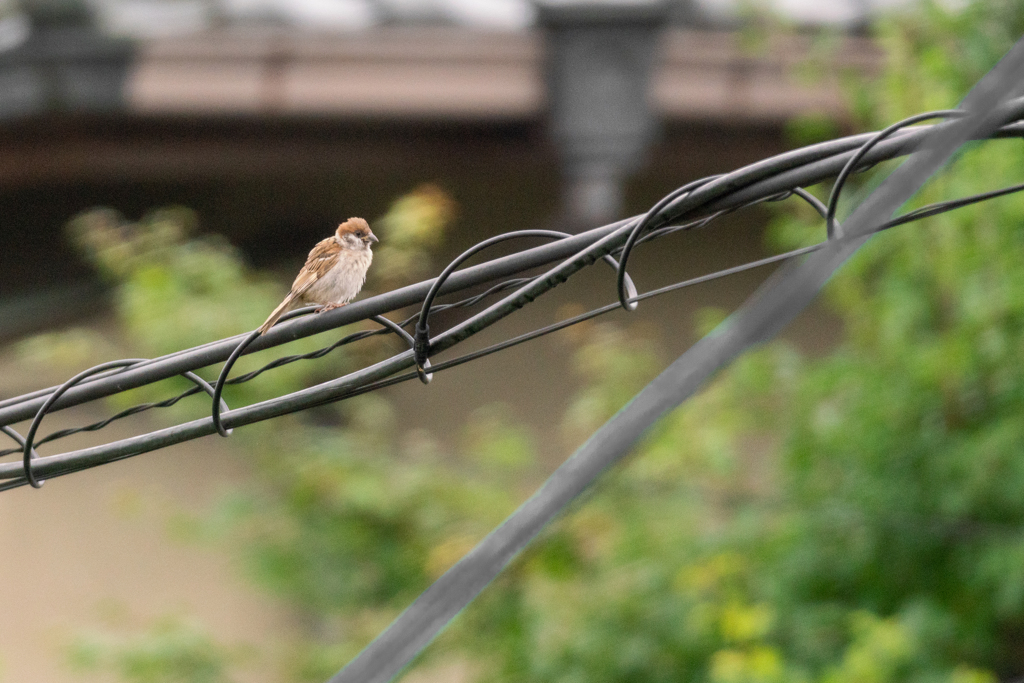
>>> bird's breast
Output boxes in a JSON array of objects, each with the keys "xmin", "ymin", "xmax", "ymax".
[{"xmin": 303, "ymin": 249, "xmax": 372, "ymax": 305}]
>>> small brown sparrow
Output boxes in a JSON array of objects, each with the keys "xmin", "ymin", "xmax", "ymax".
[{"xmin": 258, "ymin": 217, "xmax": 378, "ymax": 335}]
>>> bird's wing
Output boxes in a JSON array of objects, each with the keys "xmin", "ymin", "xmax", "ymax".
[
  {"xmin": 289, "ymin": 237, "xmax": 341, "ymax": 298},
  {"xmin": 258, "ymin": 237, "xmax": 342, "ymax": 335}
]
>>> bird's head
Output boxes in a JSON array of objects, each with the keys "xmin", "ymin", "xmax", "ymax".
[{"xmin": 335, "ymin": 217, "xmax": 378, "ymax": 251}]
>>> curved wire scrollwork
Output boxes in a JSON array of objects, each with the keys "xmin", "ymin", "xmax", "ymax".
[
  {"xmin": 20, "ymin": 359, "xmax": 228, "ymax": 488},
  {"xmin": 2, "ymin": 103, "xmax": 1023, "ymax": 490},
  {"xmin": 412, "ymin": 229, "xmax": 638, "ymax": 372},
  {"xmin": 212, "ymin": 311, "xmax": 433, "ymax": 437}
]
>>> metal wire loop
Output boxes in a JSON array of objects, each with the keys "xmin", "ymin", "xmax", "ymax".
[
  {"xmin": 213, "ymin": 308, "xmax": 437, "ymax": 434},
  {"xmin": 22, "ymin": 359, "xmax": 228, "ymax": 489},
  {"xmin": 1, "ymin": 425, "xmax": 37, "ymax": 461},
  {"xmin": 414, "ymin": 229, "xmax": 638, "ymax": 371},
  {"xmin": 1, "ymin": 426, "xmax": 39, "ymax": 491},
  {"xmin": 370, "ymin": 315, "xmax": 432, "ymax": 384},
  {"xmin": 767, "ymin": 187, "xmax": 830, "ymax": 220},
  {"xmin": 212, "ymin": 329, "xmax": 263, "ymax": 437},
  {"xmin": 615, "ymin": 175, "xmax": 724, "ymax": 311},
  {"xmin": 212, "ymin": 305, "xmax": 329, "ymax": 437},
  {"xmin": 826, "ymin": 109, "xmax": 966, "ymax": 239}
]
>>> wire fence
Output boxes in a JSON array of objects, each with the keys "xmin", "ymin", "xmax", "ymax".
[{"xmin": 2, "ymin": 36, "xmax": 1024, "ymax": 683}]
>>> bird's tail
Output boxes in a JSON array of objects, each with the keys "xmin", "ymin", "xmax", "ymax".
[{"xmin": 258, "ymin": 294, "xmax": 298, "ymax": 335}]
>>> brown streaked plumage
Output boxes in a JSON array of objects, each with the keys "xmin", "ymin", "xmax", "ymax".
[{"xmin": 258, "ymin": 217, "xmax": 378, "ymax": 335}]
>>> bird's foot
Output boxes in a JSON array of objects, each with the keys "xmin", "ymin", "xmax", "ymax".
[{"xmin": 316, "ymin": 302, "xmax": 347, "ymax": 313}]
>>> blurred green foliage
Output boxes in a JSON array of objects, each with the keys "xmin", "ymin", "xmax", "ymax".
[
  {"xmin": 68, "ymin": 618, "xmax": 239, "ymax": 683},
  {"xmin": 463, "ymin": 1, "xmax": 1024, "ymax": 682},
  {"xmin": 49, "ymin": 1, "xmax": 1024, "ymax": 682}
]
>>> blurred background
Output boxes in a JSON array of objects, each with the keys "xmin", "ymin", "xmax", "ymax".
[{"xmin": 5, "ymin": 0, "xmax": 1024, "ymax": 682}]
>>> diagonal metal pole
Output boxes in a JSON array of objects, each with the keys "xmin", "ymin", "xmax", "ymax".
[{"xmin": 327, "ymin": 38, "xmax": 1024, "ymax": 683}]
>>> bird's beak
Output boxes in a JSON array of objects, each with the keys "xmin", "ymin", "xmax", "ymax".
[{"xmin": 366, "ymin": 233, "xmax": 379, "ymax": 244}]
